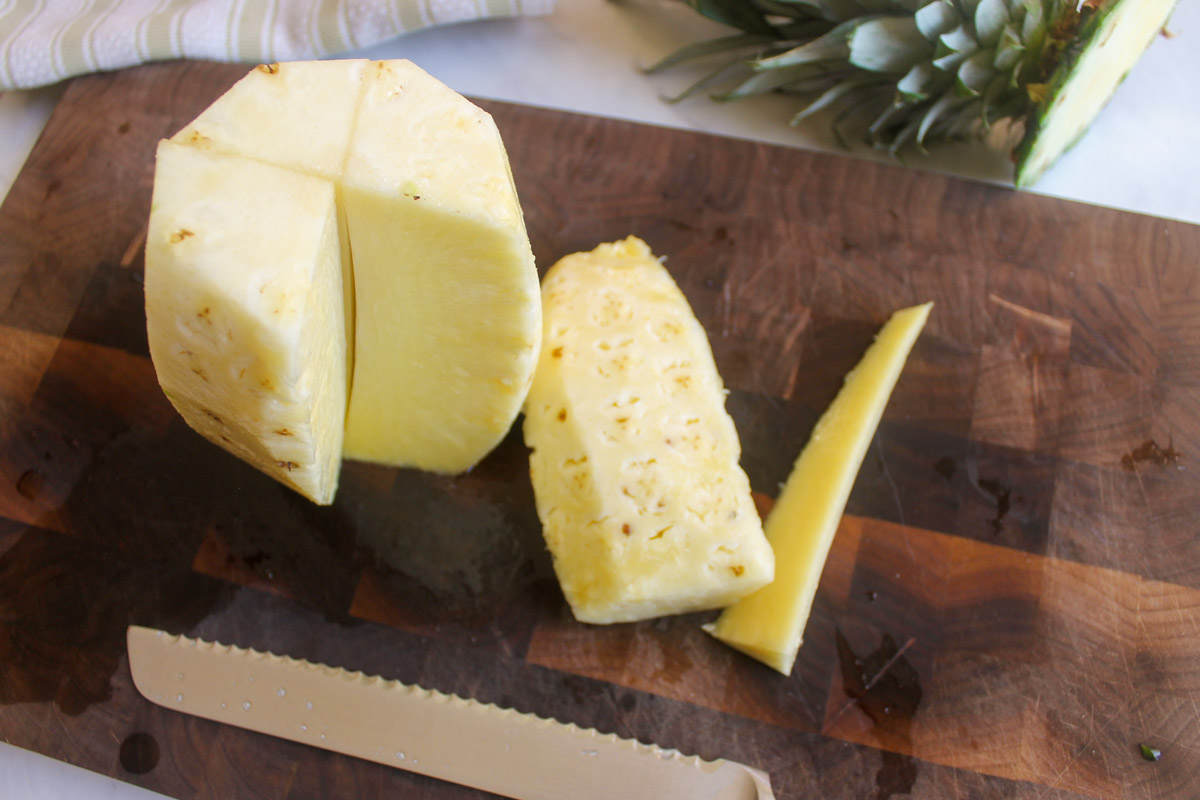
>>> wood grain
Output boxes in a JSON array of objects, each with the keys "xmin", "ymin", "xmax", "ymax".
[{"xmin": 1, "ymin": 60, "xmax": 1199, "ymax": 799}]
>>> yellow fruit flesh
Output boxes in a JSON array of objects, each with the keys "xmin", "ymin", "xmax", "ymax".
[
  {"xmin": 1016, "ymin": 0, "xmax": 1179, "ymax": 188},
  {"xmin": 145, "ymin": 143, "xmax": 346, "ymax": 503},
  {"xmin": 340, "ymin": 196, "xmax": 539, "ymax": 470},
  {"xmin": 523, "ymin": 238, "xmax": 774, "ymax": 624},
  {"xmin": 704, "ymin": 302, "xmax": 931, "ymax": 674},
  {"xmin": 340, "ymin": 60, "xmax": 539, "ymax": 470},
  {"xmin": 171, "ymin": 60, "xmax": 367, "ymax": 179},
  {"xmin": 147, "ymin": 59, "xmax": 541, "ymax": 499}
]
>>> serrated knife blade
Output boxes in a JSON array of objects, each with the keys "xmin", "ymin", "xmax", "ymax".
[{"xmin": 126, "ymin": 626, "xmax": 774, "ymax": 800}]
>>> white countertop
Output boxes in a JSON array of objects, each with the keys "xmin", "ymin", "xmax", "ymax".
[{"xmin": 1, "ymin": 1, "xmax": 1197, "ymax": 796}]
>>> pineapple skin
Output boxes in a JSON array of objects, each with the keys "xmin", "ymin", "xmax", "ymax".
[
  {"xmin": 1015, "ymin": 0, "xmax": 1180, "ymax": 187},
  {"xmin": 523, "ymin": 237, "xmax": 774, "ymax": 624},
  {"xmin": 145, "ymin": 142, "xmax": 346, "ymax": 504}
]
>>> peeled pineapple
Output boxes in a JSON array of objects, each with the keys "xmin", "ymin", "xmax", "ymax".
[
  {"xmin": 145, "ymin": 60, "xmax": 541, "ymax": 503},
  {"xmin": 339, "ymin": 61, "xmax": 540, "ymax": 470},
  {"xmin": 523, "ymin": 238, "xmax": 774, "ymax": 624},
  {"xmin": 145, "ymin": 143, "xmax": 345, "ymax": 503}
]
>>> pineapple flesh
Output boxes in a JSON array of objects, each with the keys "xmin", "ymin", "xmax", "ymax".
[
  {"xmin": 171, "ymin": 59, "xmax": 368, "ymax": 380},
  {"xmin": 145, "ymin": 60, "xmax": 541, "ymax": 502},
  {"xmin": 523, "ymin": 238, "xmax": 774, "ymax": 624},
  {"xmin": 340, "ymin": 61, "xmax": 540, "ymax": 471},
  {"xmin": 145, "ymin": 142, "xmax": 346, "ymax": 504},
  {"xmin": 705, "ymin": 303, "xmax": 931, "ymax": 675},
  {"xmin": 1014, "ymin": 0, "xmax": 1180, "ymax": 186},
  {"xmin": 170, "ymin": 60, "xmax": 366, "ymax": 178}
]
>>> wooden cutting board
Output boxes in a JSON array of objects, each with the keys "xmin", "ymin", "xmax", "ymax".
[{"xmin": 2, "ymin": 60, "xmax": 1199, "ymax": 800}]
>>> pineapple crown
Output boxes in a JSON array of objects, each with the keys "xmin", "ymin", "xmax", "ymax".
[{"xmin": 649, "ymin": 0, "xmax": 1085, "ymax": 154}]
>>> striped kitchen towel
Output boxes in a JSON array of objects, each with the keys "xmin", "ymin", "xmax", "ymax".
[{"xmin": 0, "ymin": 0, "xmax": 555, "ymax": 91}]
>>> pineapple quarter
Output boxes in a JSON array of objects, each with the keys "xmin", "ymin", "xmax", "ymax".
[
  {"xmin": 523, "ymin": 237, "xmax": 774, "ymax": 624},
  {"xmin": 145, "ymin": 142, "xmax": 346, "ymax": 504},
  {"xmin": 145, "ymin": 59, "xmax": 541, "ymax": 501},
  {"xmin": 340, "ymin": 61, "xmax": 540, "ymax": 471},
  {"xmin": 171, "ymin": 59, "xmax": 368, "ymax": 377},
  {"xmin": 705, "ymin": 302, "xmax": 931, "ymax": 675}
]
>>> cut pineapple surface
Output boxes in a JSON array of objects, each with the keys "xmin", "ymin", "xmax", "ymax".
[
  {"xmin": 145, "ymin": 142, "xmax": 346, "ymax": 504},
  {"xmin": 523, "ymin": 237, "xmax": 774, "ymax": 624},
  {"xmin": 340, "ymin": 61, "xmax": 540, "ymax": 470},
  {"xmin": 705, "ymin": 302, "xmax": 931, "ymax": 675},
  {"xmin": 171, "ymin": 59, "xmax": 368, "ymax": 379},
  {"xmin": 1016, "ymin": 0, "xmax": 1179, "ymax": 187},
  {"xmin": 145, "ymin": 59, "xmax": 541, "ymax": 501},
  {"xmin": 171, "ymin": 60, "xmax": 366, "ymax": 179}
]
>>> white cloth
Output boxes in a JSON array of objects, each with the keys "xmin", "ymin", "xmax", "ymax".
[{"xmin": 0, "ymin": 0, "xmax": 555, "ymax": 90}]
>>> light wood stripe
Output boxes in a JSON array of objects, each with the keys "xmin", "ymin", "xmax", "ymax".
[{"xmin": 526, "ymin": 512, "xmax": 1200, "ymax": 796}]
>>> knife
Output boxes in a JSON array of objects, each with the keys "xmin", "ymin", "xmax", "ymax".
[{"xmin": 126, "ymin": 626, "xmax": 774, "ymax": 800}]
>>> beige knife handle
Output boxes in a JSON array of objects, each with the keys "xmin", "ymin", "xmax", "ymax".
[{"xmin": 127, "ymin": 626, "xmax": 774, "ymax": 800}]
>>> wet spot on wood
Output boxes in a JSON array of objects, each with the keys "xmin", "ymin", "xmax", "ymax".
[
  {"xmin": 977, "ymin": 478, "xmax": 1011, "ymax": 534},
  {"xmin": 933, "ymin": 457, "xmax": 956, "ymax": 480},
  {"xmin": 1121, "ymin": 439, "xmax": 1182, "ymax": 472},
  {"xmin": 119, "ymin": 732, "xmax": 159, "ymax": 774},
  {"xmin": 16, "ymin": 468, "xmax": 44, "ymax": 500}
]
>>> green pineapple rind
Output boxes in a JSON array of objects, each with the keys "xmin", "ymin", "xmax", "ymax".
[{"xmin": 1013, "ymin": 0, "xmax": 1179, "ymax": 187}]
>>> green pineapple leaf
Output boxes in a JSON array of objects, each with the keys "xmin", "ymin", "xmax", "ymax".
[
  {"xmin": 791, "ymin": 74, "xmax": 888, "ymax": 122},
  {"xmin": 756, "ymin": 24, "xmax": 855, "ymax": 69},
  {"xmin": 956, "ymin": 48, "xmax": 997, "ymax": 96},
  {"xmin": 992, "ymin": 23, "xmax": 1025, "ymax": 70},
  {"xmin": 974, "ymin": 0, "xmax": 1010, "ymax": 47},
  {"xmin": 642, "ymin": 33, "xmax": 776, "ymax": 74},
  {"xmin": 718, "ymin": 63, "xmax": 823, "ymax": 100},
  {"xmin": 646, "ymin": 0, "xmax": 1179, "ymax": 186},
  {"xmin": 848, "ymin": 16, "xmax": 932, "ymax": 73},
  {"xmin": 685, "ymin": 0, "xmax": 775, "ymax": 34},
  {"xmin": 915, "ymin": 1, "xmax": 959, "ymax": 40},
  {"xmin": 896, "ymin": 61, "xmax": 937, "ymax": 100}
]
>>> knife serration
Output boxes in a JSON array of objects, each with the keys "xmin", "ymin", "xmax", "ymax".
[{"xmin": 127, "ymin": 626, "xmax": 774, "ymax": 800}]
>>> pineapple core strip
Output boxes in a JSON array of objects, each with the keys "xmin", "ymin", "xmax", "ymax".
[
  {"xmin": 704, "ymin": 302, "xmax": 931, "ymax": 674},
  {"xmin": 524, "ymin": 237, "xmax": 774, "ymax": 624}
]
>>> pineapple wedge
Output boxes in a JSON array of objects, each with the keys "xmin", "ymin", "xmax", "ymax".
[
  {"xmin": 523, "ymin": 238, "xmax": 774, "ymax": 624},
  {"xmin": 145, "ymin": 142, "xmax": 346, "ymax": 503},
  {"xmin": 340, "ymin": 61, "xmax": 540, "ymax": 471},
  {"xmin": 169, "ymin": 59, "xmax": 366, "ymax": 379},
  {"xmin": 704, "ymin": 302, "xmax": 931, "ymax": 674},
  {"xmin": 145, "ymin": 60, "xmax": 541, "ymax": 501}
]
